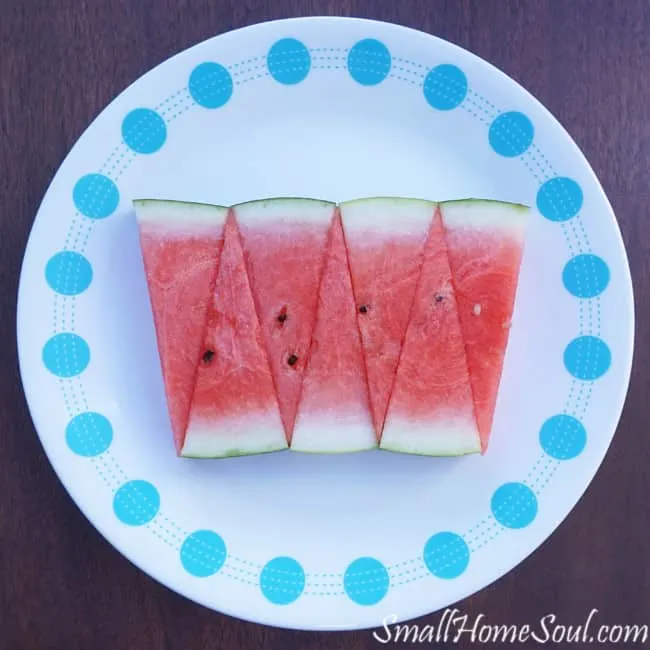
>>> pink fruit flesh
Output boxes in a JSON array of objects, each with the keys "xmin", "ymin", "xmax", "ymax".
[
  {"xmin": 186, "ymin": 214, "xmax": 281, "ymax": 433},
  {"xmin": 344, "ymin": 227, "xmax": 429, "ymax": 436},
  {"xmin": 444, "ymin": 225, "xmax": 524, "ymax": 451},
  {"xmin": 236, "ymin": 214, "xmax": 331, "ymax": 439},
  {"xmin": 138, "ymin": 225, "xmax": 223, "ymax": 453},
  {"xmin": 292, "ymin": 213, "xmax": 374, "ymax": 446},
  {"xmin": 384, "ymin": 210, "xmax": 478, "ymax": 442}
]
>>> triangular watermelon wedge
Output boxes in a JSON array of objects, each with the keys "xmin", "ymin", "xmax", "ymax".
[
  {"xmin": 183, "ymin": 212, "xmax": 287, "ymax": 458},
  {"xmin": 134, "ymin": 199, "xmax": 227, "ymax": 454},
  {"xmin": 340, "ymin": 197, "xmax": 433, "ymax": 437},
  {"xmin": 440, "ymin": 199, "xmax": 529, "ymax": 452},
  {"xmin": 291, "ymin": 211, "xmax": 376, "ymax": 452},
  {"xmin": 234, "ymin": 198, "xmax": 335, "ymax": 441},
  {"xmin": 381, "ymin": 207, "xmax": 481, "ymax": 456}
]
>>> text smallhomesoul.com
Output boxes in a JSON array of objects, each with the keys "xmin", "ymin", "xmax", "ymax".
[{"xmin": 372, "ymin": 609, "xmax": 649, "ymax": 645}]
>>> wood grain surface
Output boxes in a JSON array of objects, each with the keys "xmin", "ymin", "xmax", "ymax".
[{"xmin": 1, "ymin": 1, "xmax": 648, "ymax": 648}]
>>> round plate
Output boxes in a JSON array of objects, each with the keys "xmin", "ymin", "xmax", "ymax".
[{"xmin": 17, "ymin": 17, "xmax": 634, "ymax": 631}]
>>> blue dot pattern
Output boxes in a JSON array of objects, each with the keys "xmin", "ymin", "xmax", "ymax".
[
  {"xmin": 65, "ymin": 412, "xmax": 113, "ymax": 457},
  {"xmin": 423, "ymin": 532, "xmax": 470, "ymax": 579},
  {"xmin": 423, "ymin": 64, "xmax": 468, "ymax": 110},
  {"xmin": 491, "ymin": 482, "xmax": 538, "ymax": 529},
  {"xmin": 121, "ymin": 108, "xmax": 167, "ymax": 154},
  {"xmin": 189, "ymin": 62, "xmax": 233, "ymax": 109},
  {"xmin": 488, "ymin": 111, "xmax": 534, "ymax": 157},
  {"xmin": 536, "ymin": 177, "xmax": 583, "ymax": 222},
  {"xmin": 563, "ymin": 254, "xmax": 610, "ymax": 298},
  {"xmin": 260, "ymin": 556, "xmax": 305, "ymax": 605},
  {"xmin": 347, "ymin": 39, "xmax": 391, "ymax": 86},
  {"xmin": 267, "ymin": 38, "xmax": 311, "ymax": 85},
  {"xmin": 42, "ymin": 333, "xmax": 90, "ymax": 377},
  {"xmin": 344, "ymin": 557, "xmax": 389, "ymax": 606},
  {"xmin": 181, "ymin": 530, "xmax": 227, "ymax": 577},
  {"xmin": 73, "ymin": 173, "xmax": 119, "ymax": 219},
  {"xmin": 45, "ymin": 251, "xmax": 92, "ymax": 295},
  {"xmin": 539, "ymin": 415, "xmax": 587, "ymax": 460},
  {"xmin": 564, "ymin": 336, "xmax": 611, "ymax": 380},
  {"xmin": 113, "ymin": 480, "xmax": 160, "ymax": 526}
]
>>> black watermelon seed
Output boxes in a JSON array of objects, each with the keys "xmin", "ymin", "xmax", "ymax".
[
  {"xmin": 359, "ymin": 305, "xmax": 369, "ymax": 314},
  {"xmin": 277, "ymin": 306, "xmax": 288, "ymax": 324},
  {"xmin": 202, "ymin": 349, "xmax": 215, "ymax": 363},
  {"xmin": 287, "ymin": 354, "xmax": 298, "ymax": 366},
  {"xmin": 435, "ymin": 294, "xmax": 444, "ymax": 303}
]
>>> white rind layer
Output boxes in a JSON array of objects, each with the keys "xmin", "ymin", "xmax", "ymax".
[
  {"xmin": 380, "ymin": 414, "xmax": 481, "ymax": 456},
  {"xmin": 134, "ymin": 199, "xmax": 228, "ymax": 233},
  {"xmin": 440, "ymin": 200, "xmax": 529, "ymax": 239},
  {"xmin": 340, "ymin": 197, "xmax": 436, "ymax": 236},
  {"xmin": 181, "ymin": 411, "xmax": 288, "ymax": 458},
  {"xmin": 291, "ymin": 411, "xmax": 377, "ymax": 453},
  {"xmin": 233, "ymin": 198, "xmax": 336, "ymax": 226}
]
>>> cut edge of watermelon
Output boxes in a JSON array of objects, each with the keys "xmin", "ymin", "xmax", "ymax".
[
  {"xmin": 439, "ymin": 199, "xmax": 530, "ymax": 237},
  {"xmin": 134, "ymin": 198, "xmax": 229, "ymax": 233},
  {"xmin": 233, "ymin": 197, "xmax": 336, "ymax": 224},
  {"xmin": 340, "ymin": 196, "xmax": 437, "ymax": 234}
]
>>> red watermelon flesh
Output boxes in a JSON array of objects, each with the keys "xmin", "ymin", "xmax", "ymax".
[
  {"xmin": 440, "ymin": 199, "xmax": 528, "ymax": 451},
  {"xmin": 182, "ymin": 212, "xmax": 287, "ymax": 458},
  {"xmin": 291, "ymin": 212, "xmax": 376, "ymax": 452},
  {"xmin": 340, "ymin": 198, "xmax": 434, "ymax": 437},
  {"xmin": 234, "ymin": 198, "xmax": 335, "ymax": 440},
  {"xmin": 381, "ymin": 208, "xmax": 480, "ymax": 455},
  {"xmin": 134, "ymin": 199, "xmax": 227, "ymax": 454}
]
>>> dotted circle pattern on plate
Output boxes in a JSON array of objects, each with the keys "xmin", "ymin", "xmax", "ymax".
[{"xmin": 40, "ymin": 32, "xmax": 613, "ymax": 607}]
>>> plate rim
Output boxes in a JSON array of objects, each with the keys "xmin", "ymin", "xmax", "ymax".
[{"xmin": 16, "ymin": 15, "xmax": 635, "ymax": 631}]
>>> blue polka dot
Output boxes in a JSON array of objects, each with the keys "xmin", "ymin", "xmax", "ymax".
[
  {"xmin": 563, "ymin": 254, "xmax": 610, "ymax": 298},
  {"xmin": 42, "ymin": 333, "xmax": 90, "ymax": 377},
  {"xmin": 189, "ymin": 62, "xmax": 233, "ymax": 109},
  {"xmin": 45, "ymin": 251, "xmax": 92, "ymax": 295},
  {"xmin": 73, "ymin": 173, "xmax": 119, "ymax": 219},
  {"xmin": 113, "ymin": 480, "xmax": 160, "ymax": 526},
  {"xmin": 267, "ymin": 38, "xmax": 311, "ymax": 85},
  {"xmin": 347, "ymin": 39, "xmax": 391, "ymax": 86},
  {"xmin": 488, "ymin": 111, "xmax": 534, "ymax": 157},
  {"xmin": 423, "ymin": 532, "xmax": 469, "ymax": 579},
  {"xmin": 491, "ymin": 482, "xmax": 538, "ymax": 529},
  {"xmin": 536, "ymin": 177, "xmax": 583, "ymax": 222},
  {"xmin": 564, "ymin": 336, "xmax": 611, "ymax": 380},
  {"xmin": 260, "ymin": 556, "xmax": 305, "ymax": 605},
  {"xmin": 121, "ymin": 108, "xmax": 167, "ymax": 154},
  {"xmin": 539, "ymin": 415, "xmax": 587, "ymax": 460},
  {"xmin": 66, "ymin": 412, "xmax": 113, "ymax": 457},
  {"xmin": 423, "ymin": 64, "xmax": 468, "ymax": 110},
  {"xmin": 344, "ymin": 557, "xmax": 389, "ymax": 606},
  {"xmin": 181, "ymin": 530, "xmax": 227, "ymax": 577}
]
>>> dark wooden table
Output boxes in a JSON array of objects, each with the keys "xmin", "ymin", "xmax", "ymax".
[{"xmin": 2, "ymin": 1, "xmax": 648, "ymax": 648}]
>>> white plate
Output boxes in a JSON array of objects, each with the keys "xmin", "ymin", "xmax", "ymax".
[{"xmin": 17, "ymin": 17, "xmax": 634, "ymax": 631}]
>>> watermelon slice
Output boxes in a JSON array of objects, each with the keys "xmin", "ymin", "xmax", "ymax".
[
  {"xmin": 291, "ymin": 212, "xmax": 376, "ymax": 453},
  {"xmin": 381, "ymin": 208, "xmax": 481, "ymax": 456},
  {"xmin": 234, "ymin": 198, "xmax": 335, "ymax": 440},
  {"xmin": 182, "ymin": 212, "xmax": 287, "ymax": 458},
  {"xmin": 134, "ymin": 199, "xmax": 227, "ymax": 454},
  {"xmin": 340, "ymin": 197, "xmax": 434, "ymax": 437},
  {"xmin": 440, "ymin": 199, "xmax": 529, "ymax": 451}
]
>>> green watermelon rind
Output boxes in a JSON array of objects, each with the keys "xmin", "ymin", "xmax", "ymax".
[
  {"xmin": 133, "ymin": 198, "xmax": 229, "ymax": 230},
  {"xmin": 339, "ymin": 196, "xmax": 436, "ymax": 209},
  {"xmin": 440, "ymin": 198, "xmax": 530, "ymax": 210},
  {"xmin": 232, "ymin": 197, "xmax": 336, "ymax": 210},
  {"xmin": 180, "ymin": 444, "xmax": 288, "ymax": 460}
]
